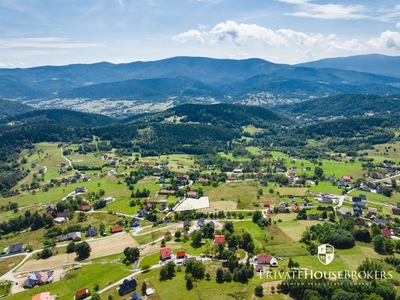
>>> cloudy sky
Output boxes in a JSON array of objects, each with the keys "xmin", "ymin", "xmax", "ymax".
[{"xmin": 1, "ymin": 0, "xmax": 400, "ymax": 68}]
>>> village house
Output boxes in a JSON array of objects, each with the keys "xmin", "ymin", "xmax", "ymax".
[
  {"xmin": 118, "ymin": 278, "xmax": 138, "ymax": 296},
  {"xmin": 187, "ymin": 191, "xmax": 197, "ymax": 198},
  {"xmin": 368, "ymin": 207, "xmax": 377, "ymax": 215},
  {"xmin": 24, "ymin": 271, "xmax": 54, "ymax": 288},
  {"xmin": 75, "ymin": 288, "xmax": 90, "ymax": 299},
  {"xmin": 392, "ymin": 208, "xmax": 400, "ymax": 215},
  {"xmin": 382, "ymin": 229, "xmax": 392, "ymax": 238},
  {"xmin": 176, "ymin": 251, "xmax": 186, "ymax": 259},
  {"xmin": 321, "ymin": 196, "xmax": 333, "ymax": 204},
  {"xmin": 78, "ymin": 205, "xmax": 91, "ymax": 211},
  {"xmin": 10, "ymin": 243, "xmax": 24, "ymax": 253},
  {"xmin": 263, "ymin": 200, "xmax": 270, "ymax": 208},
  {"xmin": 214, "ymin": 235, "xmax": 226, "ymax": 244},
  {"xmin": 85, "ymin": 228, "xmax": 98, "ymax": 237},
  {"xmin": 256, "ymin": 254, "xmax": 278, "ymax": 267},
  {"xmin": 110, "ymin": 226, "xmax": 123, "ymax": 233},
  {"xmin": 130, "ymin": 218, "xmax": 140, "ymax": 227},
  {"xmin": 308, "ymin": 214, "xmax": 319, "ymax": 220},
  {"xmin": 32, "ymin": 291, "xmax": 55, "ymax": 300},
  {"xmin": 56, "ymin": 232, "xmax": 81, "ymax": 242},
  {"xmin": 160, "ymin": 247, "xmax": 172, "ymax": 260}
]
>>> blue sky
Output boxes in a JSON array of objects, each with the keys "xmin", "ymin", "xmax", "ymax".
[{"xmin": 0, "ymin": 0, "xmax": 400, "ymax": 67}]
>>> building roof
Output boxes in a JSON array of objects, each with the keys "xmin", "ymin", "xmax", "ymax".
[
  {"xmin": 257, "ymin": 254, "xmax": 273, "ymax": 264},
  {"xmin": 32, "ymin": 292, "xmax": 54, "ymax": 300},
  {"xmin": 263, "ymin": 200, "xmax": 270, "ymax": 207},
  {"xmin": 214, "ymin": 235, "xmax": 225, "ymax": 243},
  {"xmin": 160, "ymin": 248, "xmax": 172, "ymax": 260},
  {"xmin": 176, "ymin": 251, "xmax": 186, "ymax": 257},
  {"xmin": 76, "ymin": 288, "xmax": 89, "ymax": 296},
  {"xmin": 187, "ymin": 191, "xmax": 197, "ymax": 196},
  {"xmin": 382, "ymin": 229, "xmax": 392, "ymax": 238},
  {"xmin": 111, "ymin": 226, "xmax": 123, "ymax": 233},
  {"xmin": 160, "ymin": 189, "xmax": 175, "ymax": 194},
  {"xmin": 86, "ymin": 228, "xmax": 98, "ymax": 237},
  {"xmin": 78, "ymin": 205, "xmax": 91, "ymax": 211},
  {"xmin": 342, "ymin": 175, "xmax": 351, "ymax": 180},
  {"xmin": 119, "ymin": 278, "xmax": 138, "ymax": 296},
  {"xmin": 10, "ymin": 243, "xmax": 23, "ymax": 252},
  {"xmin": 368, "ymin": 207, "xmax": 377, "ymax": 214}
]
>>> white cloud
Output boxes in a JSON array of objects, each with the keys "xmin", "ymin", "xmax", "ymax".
[
  {"xmin": 198, "ymin": 23, "xmax": 209, "ymax": 30},
  {"xmin": 397, "ymin": 22, "xmax": 400, "ymax": 28},
  {"xmin": 172, "ymin": 30, "xmax": 206, "ymax": 44},
  {"xmin": 278, "ymin": 0, "xmax": 368, "ymax": 20},
  {"xmin": 326, "ymin": 39, "xmax": 367, "ymax": 52},
  {"xmin": 209, "ymin": 20, "xmax": 287, "ymax": 46},
  {"xmin": 368, "ymin": 30, "xmax": 400, "ymax": 50},
  {"xmin": 173, "ymin": 20, "xmax": 371, "ymax": 56}
]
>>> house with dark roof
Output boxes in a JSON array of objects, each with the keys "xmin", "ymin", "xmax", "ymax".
[
  {"xmin": 183, "ymin": 220, "xmax": 191, "ymax": 228},
  {"xmin": 10, "ymin": 243, "xmax": 23, "ymax": 253},
  {"xmin": 24, "ymin": 271, "xmax": 54, "ymax": 288},
  {"xmin": 197, "ymin": 218, "xmax": 205, "ymax": 227},
  {"xmin": 130, "ymin": 218, "xmax": 140, "ymax": 227},
  {"xmin": 374, "ymin": 218, "xmax": 389, "ymax": 226},
  {"xmin": 308, "ymin": 214, "xmax": 319, "ymax": 220},
  {"xmin": 128, "ymin": 292, "xmax": 142, "ymax": 300},
  {"xmin": 359, "ymin": 194, "xmax": 367, "ymax": 200},
  {"xmin": 352, "ymin": 197, "xmax": 362, "ymax": 202},
  {"xmin": 256, "ymin": 264, "xmax": 264, "ymax": 272},
  {"xmin": 137, "ymin": 209, "xmax": 148, "ymax": 218},
  {"xmin": 118, "ymin": 278, "xmax": 138, "ymax": 296},
  {"xmin": 208, "ymin": 221, "xmax": 215, "ymax": 227},
  {"xmin": 160, "ymin": 248, "xmax": 172, "ymax": 260},
  {"xmin": 339, "ymin": 213, "xmax": 351, "ymax": 220},
  {"xmin": 393, "ymin": 208, "xmax": 400, "ymax": 215},
  {"xmin": 353, "ymin": 220, "xmax": 366, "ymax": 227},
  {"xmin": 86, "ymin": 228, "xmax": 98, "ymax": 237},
  {"xmin": 214, "ymin": 235, "xmax": 225, "ymax": 244},
  {"xmin": 111, "ymin": 226, "xmax": 123, "ymax": 233},
  {"xmin": 321, "ymin": 196, "xmax": 333, "ymax": 204}
]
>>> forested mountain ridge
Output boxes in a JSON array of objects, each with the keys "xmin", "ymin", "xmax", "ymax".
[
  {"xmin": 0, "ymin": 99, "xmax": 35, "ymax": 119},
  {"xmin": 1, "ymin": 109, "xmax": 116, "ymax": 127},
  {"xmin": 1, "ymin": 56, "xmax": 400, "ymax": 116},
  {"xmin": 297, "ymin": 54, "xmax": 400, "ymax": 79},
  {"xmin": 275, "ymin": 94, "xmax": 400, "ymax": 122}
]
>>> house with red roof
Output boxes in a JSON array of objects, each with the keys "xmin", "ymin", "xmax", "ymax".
[
  {"xmin": 110, "ymin": 226, "xmax": 123, "ymax": 233},
  {"xmin": 227, "ymin": 176, "xmax": 236, "ymax": 181},
  {"xmin": 342, "ymin": 175, "xmax": 351, "ymax": 182},
  {"xmin": 146, "ymin": 202, "xmax": 152, "ymax": 209},
  {"xmin": 382, "ymin": 229, "xmax": 392, "ymax": 238},
  {"xmin": 78, "ymin": 205, "xmax": 91, "ymax": 211},
  {"xmin": 32, "ymin": 291, "xmax": 55, "ymax": 300},
  {"xmin": 160, "ymin": 248, "xmax": 172, "ymax": 260},
  {"xmin": 257, "ymin": 254, "xmax": 278, "ymax": 267},
  {"xmin": 292, "ymin": 205, "xmax": 300, "ymax": 213},
  {"xmin": 75, "ymin": 288, "xmax": 89, "ymax": 298},
  {"xmin": 177, "ymin": 173, "xmax": 186, "ymax": 181},
  {"xmin": 176, "ymin": 251, "xmax": 186, "ymax": 259},
  {"xmin": 214, "ymin": 235, "xmax": 225, "ymax": 244},
  {"xmin": 187, "ymin": 191, "xmax": 197, "ymax": 198},
  {"xmin": 159, "ymin": 189, "xmax": 175, "ymax": 195},
  {"xmin": 263, "ymin": 201, "xmax": 270, "ymax": 208}
]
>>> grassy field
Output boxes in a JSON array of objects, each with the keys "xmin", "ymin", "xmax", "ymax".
[
  {"xmin": 277, "ymin": 187, "xmax": 307, "ymax": 197},
  {"xmin": 0, "ymin": 255, "xmax": 24, "ymax": 276},
  {"xmin": 308, "ymin": 182, "xmax": 343, "ymax": 194},
  {"xmin": 140, "ymin": 154, "xmax": 196, "ymax": 172},
  {"xmin": 6, "ymin": 254, "xmax": 133, "ymax": 300},
  {"xmin": 202, "ymin": 181, "xmax": 279, "ymax": 209}
]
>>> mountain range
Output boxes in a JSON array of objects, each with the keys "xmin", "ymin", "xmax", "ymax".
[{"xmin": 0, "ymin": 54, "xmax": 400, "ymax": 118}]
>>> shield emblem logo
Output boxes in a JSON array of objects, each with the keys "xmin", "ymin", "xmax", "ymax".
[{"xmin": 317, "ymin": 244, "xmax": 334, "ymax": 265}]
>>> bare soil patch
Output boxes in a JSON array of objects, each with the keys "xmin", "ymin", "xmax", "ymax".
[{"xmin": 200, "ymin": 200, "xmax": 237, "ymax": 212}]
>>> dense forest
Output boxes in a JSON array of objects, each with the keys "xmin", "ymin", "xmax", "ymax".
[{"xmin": 0, "ymin": 103, "xmax": 398, "ymax": 192}]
